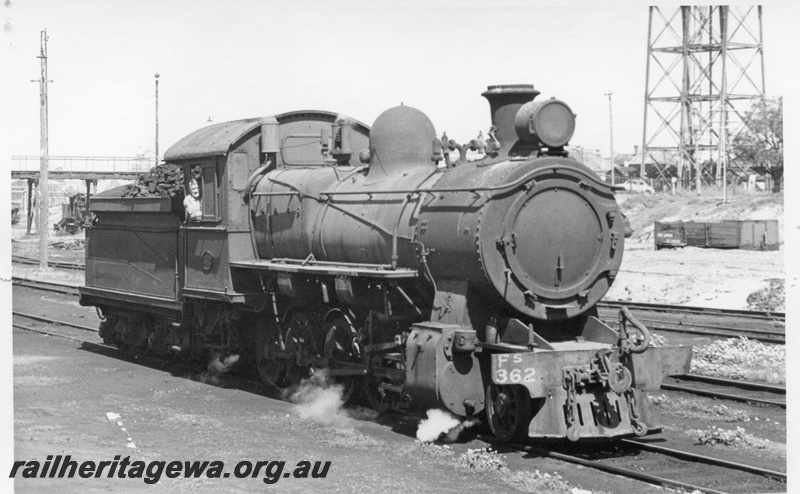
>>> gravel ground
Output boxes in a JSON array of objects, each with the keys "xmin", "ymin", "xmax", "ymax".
[
  {"xmin": 607, "ymin": 242, "xmax": 784, "ymax": 309},
  {"xmin": 11, "ymin": 316, "xmax": 670, "ymax": 494}
]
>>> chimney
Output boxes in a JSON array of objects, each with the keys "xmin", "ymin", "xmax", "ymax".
[{"xmin": 481, "ymin": 85, "xmax": 540, "ymax": 151}]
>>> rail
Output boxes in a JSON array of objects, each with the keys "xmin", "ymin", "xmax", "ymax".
[
  {"xmin": 662, "ymin": 374, "xmax": 786, "ymax": 408},
  {"xmin": 515, "ymin": 440, "xmax": 785, "ymax": 494},
  {"xmin": 12, "ymin": 277, "xmax": 81, "ymax": 296},
  {"xmin": 599, "ymin": 299, "xmax": 784, "ymax": 321},
  {"xmin": 598, "ymin": 299, "xmax": 785, "ymax": 344}
]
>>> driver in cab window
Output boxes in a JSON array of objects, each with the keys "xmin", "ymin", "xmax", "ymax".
[{"xmin": 183, "ymin": 168, "xmax": 202, "ymax": 222}]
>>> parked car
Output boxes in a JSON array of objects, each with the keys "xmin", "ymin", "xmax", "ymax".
[{"xmin": 621, "ymin": 178, "xmax": 655, "ymax": 194}]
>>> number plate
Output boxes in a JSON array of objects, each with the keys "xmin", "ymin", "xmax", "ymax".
[{"xmin": 491, "ymin": 353, "xmax": 537, "ymax": 384}]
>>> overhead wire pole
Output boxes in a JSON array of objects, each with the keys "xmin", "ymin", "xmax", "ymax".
[
  {"xmin": 605, "ymin": 91, "xmax": 615, "ymax": 185},
  {"xmin": 37, "ymin": 30, "xmax": 49, "ymax": 269},
  {"xmin": 639, "ymin": 6, "xmax": 654, "ymax": 181},
  {"xmin": 155, "ymin": 73, "xmax": 160, "ymax": 165},
  {"xmin": 758, "ymin": 6, "xmax": 765, "ymax": 94}
]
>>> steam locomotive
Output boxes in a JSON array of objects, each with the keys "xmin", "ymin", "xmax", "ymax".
[
  {"xmin": 79, "ymin": 84, "xmax": 691, "ymax": 442},
  {"xmin": 54, "ymin": 193, "xmax": 89, "ymax": 234}
]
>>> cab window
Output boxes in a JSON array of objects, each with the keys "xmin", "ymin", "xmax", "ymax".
[
  {"xmin": 201, "ymin": 165, "xmax": 218, "ymax": 219},
  {"xmin": 183, "ymin": 166, "xmax": 203, "ymax": 222}
]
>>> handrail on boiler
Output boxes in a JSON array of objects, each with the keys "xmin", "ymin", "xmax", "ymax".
[{"xmin": 315, "ymin": 164, "xmax": 618, "ymax": 197}]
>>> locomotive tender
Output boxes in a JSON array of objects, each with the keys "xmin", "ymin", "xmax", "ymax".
[{"xmin": 80, "ymin": 84, "xmax": 691, "ymax": 442}]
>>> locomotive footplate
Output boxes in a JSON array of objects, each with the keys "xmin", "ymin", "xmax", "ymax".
[{"xmin": 490, "ymin": 343, "xmax": 692, "ymax": 440}]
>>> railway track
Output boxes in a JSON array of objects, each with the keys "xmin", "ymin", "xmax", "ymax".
[
  {"xmin": 13, "ymin": 319, "xmax": 102, "ymax": 346},
  {"xmin": 598, "ymin": 300, "xmax": 784, "ymax": 321},
  {"xmin": 12, "ymin": 277, "xmax": 81, "ymax": 296},
  {"xmin": 13, "ymin": 310, "xmax": 99, "ymax": 334},
  {"xmin": 12, "ymin": 255, "xmax": 85, "ymax": 271},
  {"xmin": 598, "ymin": 300, "xmax": 785, "ymax": 344},
  {"xmin": 11, "ymin": 310, "xmax": 282, "ymax": 394},
  {"xmin": 663, "ymin": 374, "xmax": 785, "ymax": 408},
  {"xmin": 515, "ymin": 438, "xmax": 786, "ymax": 494}
]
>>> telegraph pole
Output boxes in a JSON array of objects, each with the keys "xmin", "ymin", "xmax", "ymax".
[
  {"xmin": 154, "ymin": 73, "xmax": 160, "ymax": 165},
  {"xmin": 37, "ymin": 30, "xmax": 49, "ymax": 269},
  {"xmin": 605, "ymin": 91, "xmax": 615, "ymax": 185}
]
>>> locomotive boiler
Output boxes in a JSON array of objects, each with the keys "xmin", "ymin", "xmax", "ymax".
[{"xmin": 80, "ymin": 84, "xmax": 691, "ymax": 442}]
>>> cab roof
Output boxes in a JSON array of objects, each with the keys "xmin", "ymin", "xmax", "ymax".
[{"xmin": 163, "ymin": 110, "xmax": 370, "ymax": 162}]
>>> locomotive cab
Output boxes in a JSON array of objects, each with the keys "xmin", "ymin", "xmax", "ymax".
[
  {"xmin": 162, "ymin": 112, "xmax": 371, "ymax": 307},
  {"xmin": 165, "ymin": 117, "xmax": 270, "ymax": 305}
]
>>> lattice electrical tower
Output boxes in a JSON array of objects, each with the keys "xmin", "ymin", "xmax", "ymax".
[{"xmin": 640, "ymin": 6, "xmax": 765, "ymax": 194}]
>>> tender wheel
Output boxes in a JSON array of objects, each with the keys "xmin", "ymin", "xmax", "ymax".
[
  {"xmin": 284, "ymin": 312, "xmax": 319, "ymax": 386},
  {"xmin": 323, "ymin": 316, "xmax": 363, "ymax": 404},
  {"xmin": 255, "ymin": 324, "xmax": 287, "ymax": 388},
  {"xmin": 99, "ymin": 319, "xmax": 128, "ymax": 351},
  {"xmin": 485, "ymin": 383, "xmax": 532, "ymax": 442}
]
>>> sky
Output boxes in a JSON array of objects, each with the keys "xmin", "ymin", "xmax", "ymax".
[
  {"xmin": 2, "ymin": 0, "xmax": 797, "ymax": 164},
  {"xmin": 1, "ymin": 0, "xmax": 799, "ymax": 483}
]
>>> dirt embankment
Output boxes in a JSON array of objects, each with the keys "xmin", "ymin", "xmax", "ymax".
[{"xmin": 619, "ymin": 190, "xmax": 784, "ymax": 244}]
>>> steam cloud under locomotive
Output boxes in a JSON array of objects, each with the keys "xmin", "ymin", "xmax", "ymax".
[{"xmin": 80, "ymin": 84, "xmax": 692, "ymax": 442}]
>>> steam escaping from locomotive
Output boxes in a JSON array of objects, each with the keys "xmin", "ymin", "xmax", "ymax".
[
  {"xmin": 199, "ymin": 353, "xmax": 240, "ymax": 385},
  {"xmin": 416, "ymin": 409, "xmax": 480, "ymax": 443},
  {"xmin": 416, "ymin": 409, "xmax": 461, "ymax": 443},
  {"xmin": 288, "ymin": 370, "xmax": 352, "ymax": 429},
  {"xmin": 208, "ymin": 353, "xmax": 239, "ymax": 373}
]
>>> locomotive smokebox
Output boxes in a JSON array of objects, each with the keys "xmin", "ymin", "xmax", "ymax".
[{"xmin": 481, "ymin": 84, "xmax": 540, "ymax": 150}]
